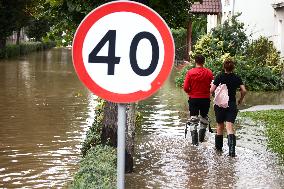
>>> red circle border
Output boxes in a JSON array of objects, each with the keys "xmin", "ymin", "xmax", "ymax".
[{"xmin": 72, "ymin": 1, "xmax": 174, "ymax": 103}]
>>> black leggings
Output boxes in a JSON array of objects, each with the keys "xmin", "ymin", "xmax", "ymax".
[{"xmin": 188, "ymin": 98, "xmax": 210, "ymax": 117}]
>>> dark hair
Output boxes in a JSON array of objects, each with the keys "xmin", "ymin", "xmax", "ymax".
[
  {"xmin": 195, "ymin": 54, "xmax": 205, "ymax": 64},
  {"xmin": 223, "ymin": 59, "xmax": 235, "ymax": 72}
]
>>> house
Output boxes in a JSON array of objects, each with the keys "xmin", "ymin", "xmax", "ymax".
[
  {"xmin": 188, "ymin": 0, "xmax": 222, "ymax": 59},
  {"xmin": 6, "ymin": 28, "xmax": 29, "ymax": 44},
  {"xmin": 221, "ymin": 0, "xmax": 284, "ymax": 57},
  {"xmin": 190, "ymin": 0, "xmax": 222, "ymax": 32}
]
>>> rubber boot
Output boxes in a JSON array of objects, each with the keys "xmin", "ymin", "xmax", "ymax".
[
  {"xmin": 199, "ymin": 129, "xmax": 206, "ymax": 142},
  {"xmin": 199, "ymin": 116, "xmax": 209, "ymax": 142},
  {"xmin": 215, "ymin": 135, "xmax": 223, "ymax": 151},
  {"xmin": 228, "ymin": 134, "xmax": 236, "ymax": 157},
  {"xmin": 191, "ymin": 130, "xmax": 198, "ymax": 146},
  {"xmin": 189, "ymin": 116, "xmax": 199, "ymax": 146}
]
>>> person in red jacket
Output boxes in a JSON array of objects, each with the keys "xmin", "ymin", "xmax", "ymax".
[{"xmin": 183, "ymin": 54, "xmax": 214, "ymax": 145}]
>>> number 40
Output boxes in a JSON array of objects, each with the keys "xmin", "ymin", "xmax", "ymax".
[{"xmin": 88, "ymin": 30, "xmax": 159, "ymax": 76}]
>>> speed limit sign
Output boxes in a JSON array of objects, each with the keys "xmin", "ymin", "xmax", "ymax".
[{"xmin": 72, "ymin": 1, "xmax": 175, "ymax": 103}]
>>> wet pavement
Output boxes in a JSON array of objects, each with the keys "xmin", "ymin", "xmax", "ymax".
[
  {"xmin": 240, "ymin": 104, "xmax": 284, "ymax": 112},
  {"xmin": 125, "ymin": 71, "xmax": 284, "ymax": 188}
]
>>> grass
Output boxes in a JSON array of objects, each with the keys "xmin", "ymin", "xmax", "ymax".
[
  {"xmin": 70, "ymin": 99, "xmax": 117, "ymax": 188},
  {"xmin": 240, "ymin": 110, "xmax": 284, "ymax": 159},
  {"xmin": 0, "ymin": 41, "xmax": 56, "ymax": 59},
  {"xmin": 70, "ymin": 145, "xmax": 116, "ymax": 189}
]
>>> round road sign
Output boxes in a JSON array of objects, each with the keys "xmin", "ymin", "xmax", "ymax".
[{"xmin": 72, "ymin": 1, "xmax": 175, "ymax": 103}]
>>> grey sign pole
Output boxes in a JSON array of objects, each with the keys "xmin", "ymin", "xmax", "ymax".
[{"xmin": 117, "ymin": 103, "xmax": 126, "ymax": 189}]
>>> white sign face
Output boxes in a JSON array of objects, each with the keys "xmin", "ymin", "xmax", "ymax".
[
  {"xmin": 72, "ymin": 1, "xmax": 174, "ymax": 103},
  {"xmin": 82, "ymin": 12, "xmax": 165, "ymax": 94}
]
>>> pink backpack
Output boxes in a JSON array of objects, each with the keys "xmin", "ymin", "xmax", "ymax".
[{"xmin": 214, "ymin": 84, "xmax": 229, "ymax": 108}]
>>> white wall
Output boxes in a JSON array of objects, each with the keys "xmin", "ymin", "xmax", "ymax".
[
  {"xmin": 234, "ymin": 0, "xmax": 275, "ymax": 39},
  {"xmin": 207, "ymin": 14, "xmax": 219, "ymax": 33},
  {"xmin": 221, "ymin": 0, "xmax": 284, "ymax": 57},
  {"xmin": 274, "ymin": 7, "xmax": 284, "ymax": 57}
]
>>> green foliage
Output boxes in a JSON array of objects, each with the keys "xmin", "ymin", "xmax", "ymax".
[
  {"xmin": 240, "ymin": 110, "xmax": 284, "ymax": 159},
  {"xmin": 245, "ymin": 36, "xmax": 283, "ymax": 74},
  {"xmin": 38, "ymin": 0, "xmax": 200, "ymax": 46},
  {"xmin": 0, "ymin": 41, "xmax": 56, "ymax": 59},
  {"xmin": 176, "ymin": 15, "xmax": 284, "ymax": 91},
  {"xmin": 171, "ymin": 28, "xmax": 187, "ymax": 60},
  {"xmin": 26, "ymin": 18, "xmax": 52, "ymax": 41},
  {"xmin": 19, "ymin": 42, "xmax": 42, "ymax": 54},
  {"xmin": 81, "ymin": 98, "xmax": 105, "ymax": 157},
  {"xmin": 72, "ymin": 98, "xmax": 117, "ymax": 188},
  {"xmin": 192, "ymin": 15, "xmax": 248, "ymax": 59},
  {"xmin": 175, "ymin": 64, "xmax": 194, "ymax": 87},
  {"xmin": 4, "ymin": 44, "xmax": 21, "ymax": 58},
  {"xmin": 149, "ymin": 0, "xmax": 199, "ymax": 28},
  {"xmin": 191, "ymin": 14, "xmax": 207, "ymax": 47},
  {"xmin": 0, "ymin": 0, "xmax": 36, "ymax": 47},
  {"xmin": 172, "ymin": 15, "xmax": 207, "ymax": 61},
  {"xmin": 235, "ymin": 58, "xmax": 284, "ymax": 91},
  {"xmin": 71, "ymin": 145, "xmax": 116, "ymax": 189}
]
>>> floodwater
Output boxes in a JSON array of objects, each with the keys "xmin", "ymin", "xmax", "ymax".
[
  {"xmin": 0, "ymin": 49, "xmax": 284, "ymax": 188},
  {"xmin": 0, "ymin": 48, "xmax": 95, "ymax": 188},
  {"xmin": 125, "ymin": 70, "xmax": 284, "ymax": 188}
]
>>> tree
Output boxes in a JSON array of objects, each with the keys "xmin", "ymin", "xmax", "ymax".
[
  {"xmin": 0, "ymin": 0, "xmax": 36, "ymax": 48},
  {"xmin": 0, "ymin": 0, "xmax": 18, "ymax": 49},
  {"xmin": 26, "ymin": 18, "xmax": 52, "ymax": 41},
  {"xmin": 14, "ymin": 0, "xmax": 34, "ymax": 45},
  {"xmin": 37, "ymin": 0, "xmax": 199, "ymax": 45}
]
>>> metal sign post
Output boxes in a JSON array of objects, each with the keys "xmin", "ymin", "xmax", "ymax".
[{"xmin": 117, "ymin": 103, "xmax": 126, "ymax": 189}]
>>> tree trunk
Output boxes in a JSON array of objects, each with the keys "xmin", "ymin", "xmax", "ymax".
[
  {"xmin": 101, "ymin": 101, "xmax": 118, "ymax": 147},
  {"xmin": 0, "ymin": 37, "xmax": 6, "ymax": 50},
  {"xmin": 0, "ymin": 37, "xmax": 6, "ymax": 58},
  {"xmin": 186, "ymin": 20, "xmax": 192, "ymax": 61},
  {"xmin": 16, "ymin": 28, "xmax": 21, "ymax": 45},
  {"xmin": 100, "ymin": 101, "xmax": 136, "ymax": 173},
  {"xmin": 125, "ymin": 103, "xmax": 136, "ymax": 173}
]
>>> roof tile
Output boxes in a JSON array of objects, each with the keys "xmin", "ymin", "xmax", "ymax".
[{"xmin": 190, "ymin": 0, "xmax": 222, "ymax": 14}]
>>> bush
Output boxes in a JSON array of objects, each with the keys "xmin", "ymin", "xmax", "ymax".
[
  {"xmin": 176, "ymin": 15, "xmax": 284, "ymax": 91},
  {"xmin": 192, "ymin": 14, "xmax": 248, "ymax": 60},
  {"xmin": 0, "ymin": 41, "xmax": 56, "ymax": 59},
  {"xmin": 71, "ymin": 145, "xmax": 116, "ymax": 189},
  {"xmin": 20, "ymin": 42, "xmax": 41, "ymax": 54},
  {"xmin": 5, "ymin": 44, "xmax": 20, "ymax": 58},
  {"xmin": 245, "ymin": 36, "xmax": 283, "ymax": 74},
  {"xmin": 235, "ymin": 58, "xmax": 284, "ymax": 91},
  {"xmin": 81, "ymin": 98, "xmax": 105, "ymax": 157},
  {"xmin": 175, "ymin": 63, "xmax": 194, "ymax": 87},
  {"xmin": 71, "ymin": 98, "xmax": 117, "ymax": 188}
]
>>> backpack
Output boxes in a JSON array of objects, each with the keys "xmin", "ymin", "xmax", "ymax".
[{"xmin": 214, "ymin": 84, "xmax": 229, "ymax": 108}]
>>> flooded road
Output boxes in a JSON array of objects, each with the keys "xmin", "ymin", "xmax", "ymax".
[
  {"xmin": 0, "ymin": 48, "xmax": 284, "ymax": 188},
  {"xmin": 125, "ymin": 70, "xmax": 284, "ymax": 188},
  {"xmin": 0, "ymin": 48, "xmax": 94, "ymax": 188}
]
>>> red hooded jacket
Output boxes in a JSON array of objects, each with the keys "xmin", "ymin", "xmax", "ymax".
[{"xmin": 183, "ymin": 67, "xmax": 213, "ymax": 98}]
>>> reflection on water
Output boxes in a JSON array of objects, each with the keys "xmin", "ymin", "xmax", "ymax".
[
  {"xmin": 126, "ymin": 69, "xmax": 284, "ymax": 188},
  {"xmin": 0, "ymin": 48, "xmax": 94, "ymax": 188}
]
